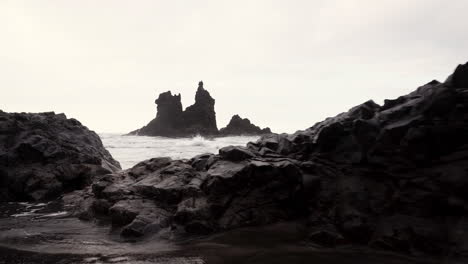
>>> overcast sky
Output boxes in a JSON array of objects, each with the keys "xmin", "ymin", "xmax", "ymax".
[{"xmin": 1, "ymin": 0, "xmax": 467, "ymax": 133}]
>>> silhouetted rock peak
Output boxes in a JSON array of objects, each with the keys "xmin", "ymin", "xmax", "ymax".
[
  {"xmin": 219, "ymin": 115, "xmax": 271, "ymax": 136},
  {"xmin": 130, "ymin": 81, "xmax": 218, "ymax": 136},
  {"xmin": 193, "ymin": 82, "xmax": 215, "ymax": 107},
  {"xmin": 184, "ymin": 81, "xmax": 218, "ymax": 135},
  {"xmin": 426, "ymin": 79, "xmax": 440, "ymax": 86},
  {"xmin": 155, "ymin": 91, "xmax": 181, "ymax": 104},
  {"xmin": 130, "ymin": 81, "xmax": 270, "ymax": 137},
  {"xmin": 446, "ymin": 61, "xmax": 468, "ymax": 88},
  {"xmin": 155, "ymin": 91, "xmax": 183, "ymax": 117}
]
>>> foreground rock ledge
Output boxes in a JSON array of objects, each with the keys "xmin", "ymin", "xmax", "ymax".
[
  {"xmin": 0, "ymin": 111, "xmax": 121, "ymax": 201},
  {"xmin": 68, "ymin": 62, "xmax": 468, "ymax": 259}
]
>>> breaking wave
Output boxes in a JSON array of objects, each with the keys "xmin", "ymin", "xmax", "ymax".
[{"xmin": 100, "ymin": 133, "xmax": 259, "ymax": 169}]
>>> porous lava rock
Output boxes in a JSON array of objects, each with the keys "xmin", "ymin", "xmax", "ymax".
[
  {"xmin": 0, "ymin": 111, "xmax": 121, "ymax": 201},
  {"xmin": 130, "ymin": 81, "xmax": 271, "ymax": 137},
  {"xmin": 71, "ymin": 62, "xmax": 468, "ymax": 260}
]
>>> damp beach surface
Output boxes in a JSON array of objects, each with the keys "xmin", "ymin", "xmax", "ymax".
[{"xmin": 0, "ymin": 202, "xmax": 438, "ymax": 264}]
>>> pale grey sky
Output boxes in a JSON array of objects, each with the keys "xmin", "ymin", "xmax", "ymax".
[{"xmin": 1, "ymin": 0, "xmax": 467, "ymax": 133}]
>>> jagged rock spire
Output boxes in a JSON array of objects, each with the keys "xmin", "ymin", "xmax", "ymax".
[{"xmin": 132, "ymin": 81, "xmax": 217, "ymax": 136}]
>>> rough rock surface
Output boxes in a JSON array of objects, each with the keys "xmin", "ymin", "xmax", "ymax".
[
  {"xmin": 72, "ymin": 62, "xmax": 468, "ymax": 260},
  {"xmin": 131, "ymin": 92, "xmax": 184, "ymax": 137},
  {"xmin": 130, "ymin": 81, "xmax": 218, "ymax": 137},
  {"xmin": 219, "ymin": 115, "xmax": 271, "ymax": 136},
  {"xmin": 130, "ymin": 81, "xmax": 270, "ymax": 137},
  {"xmin": 183, "ymin": 81, "xmax": 218, "ymax": 135},
  {"xmin": 0, "ymin": 111, "xmax": 121, "ymax": 201}
]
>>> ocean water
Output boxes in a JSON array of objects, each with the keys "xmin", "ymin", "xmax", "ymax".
[{"xmin": 99, "ymin": 134, "xmax": 260, "ymax": 169}]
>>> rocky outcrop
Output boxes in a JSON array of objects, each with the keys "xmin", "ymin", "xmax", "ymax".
[
  {"xmin": 132, "ymin": 92, "xmax": 184, "ymax": 137},
  {"xmin": 71, "ymin": 62, "xmax": 468, "ymax": 260},
  {"xmin": 0, "ymin": 111, "xmax": 121, "ymax": 201},
  {"xmin": 130, "ymin": 81, "xmax": 271, "ymax": 137},
  {"xmin": 219, "ymin": 115, "xmax": 271, "ymax": 136},
  {"xmin": 130, "ymin": 81, "xmax": 218, "ymax": 137},
  {"xmin": 183, "ymin": 82, "xmax": 218, "ymax": 135}
]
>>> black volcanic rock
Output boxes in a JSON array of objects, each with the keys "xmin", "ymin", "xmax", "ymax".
[
  {"xmin": 219, "ymin": 115, "xmax": 271, "ymax": 136},
  {"xmin": 0, "ymin": 111, "xmax": 121, "ymax": 201},
  {"xmin": 219, "ymin": 145, "xmax": 256, "ymax": 161},
  {"xmin": 130, "ymin": 81, "xmax": 218, "ymax": 137},
  {"xmin": 70, "ymin": 62, "xmax": 468, "ymax": 260},
  {"xmin": 130, "ymin": 81, "xmax": 269, "ymax": 137},
  {"xmin": 132, "ymin": 92, "xmax": 184, "ymax": 137},
  {"xmin": 182, "ymin": 81, "xmax": 218, "ymax": 135},
  {"xmin": 446, "ymin": 61, "xmax": 468, "ymax": 88}
]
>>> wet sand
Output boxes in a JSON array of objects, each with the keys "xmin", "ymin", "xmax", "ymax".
[{"xmin": 0, "ymin": 202, "xmax": 452, "ymax": 264}]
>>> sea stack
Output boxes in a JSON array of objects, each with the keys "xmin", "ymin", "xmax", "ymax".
[
  {"xmin": 130, "ymin": 81, "xmax": 270, "ymax": 137},
  {"xmin": 130, "ymin": 81, "xmax": 218, "ymax": 137},
  {"xmin": 219, "ymin": 115, "xmax": 271, "ymax": 136},
  {"xmin": 182, "ymin": 81, "xmax": 218, "ymax": 135}
]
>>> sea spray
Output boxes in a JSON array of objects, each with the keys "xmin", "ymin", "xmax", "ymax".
[{"xmin": 100, "ymin": 133, "xmax": 259, "ymax": 169}]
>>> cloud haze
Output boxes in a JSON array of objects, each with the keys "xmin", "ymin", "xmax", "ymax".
[{"xmin": 1, "ymin": 0, "xmax": 467, "ymax": 133}]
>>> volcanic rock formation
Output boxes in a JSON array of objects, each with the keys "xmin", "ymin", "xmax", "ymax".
[
  {"xmin": 183, "ymin": 81, "xmax": 218, "ymax": 135},
  {"xmin": 130, "ymin": 81, "xmax": 218, "ymax": 137},
  {"xmin": 134, "ymin": 91, "xmax": 184, "ymax": 137},
  {"xmin": 130, "ymin": 81, "xmax": 270, "ymax": 137},
  {"xmin": 0, "ymin": 111, "xmax": 121, "ymax": 201},
  {"xmin": 68, "ymin": 62, "xmax": 468, "ymax": 260},
  {"xmin": 219, "ymin": 115, "xmax": 271, "ymax": 136}
]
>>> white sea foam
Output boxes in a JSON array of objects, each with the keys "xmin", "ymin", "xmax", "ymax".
[
  {"xmin": 37, "ymin": 211, "xmax": 69, "ymax": 218},
  {"xmin": 11, "ymin": 212, "xmax": 36, "ymax": 217},
  {"xmin": 10, "ymin": 202, "xmax": 53, "ymax": 217},
  {"xmin": 100, "ymin": 133, "xmax": 260, "ymax": 169}
]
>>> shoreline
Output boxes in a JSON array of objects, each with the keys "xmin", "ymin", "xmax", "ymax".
[{"xmin": 0, "ymin": 210, "xmax": 442, "ymax": 264}]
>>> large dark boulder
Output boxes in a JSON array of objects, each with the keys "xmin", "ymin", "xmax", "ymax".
[
  {"xmin": 72, "ymin": 62, "xmax": 468, "ymax": 260},
  {"xmin": 219, "ymin": 115, "xmax": 272, "ymax": 136},
  {"xmin": 0, "ymin": 111, "xmax": 121, "ymax": 201},
  {"xmin": 70, "ymin": 154, "xmax": 303, "ymax": 237},
  {"xmin": 130, "ymin": 81, "xmax": 218, "ymax": 137},
  {"xmin": 219, "ymin": 146, "xmax": 256, "ymax": 161}
]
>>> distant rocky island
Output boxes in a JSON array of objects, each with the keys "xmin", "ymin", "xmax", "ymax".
[
  {"xmin": 129, "ymin": 81, "xmax": 272, "ymax": 137},
  {"xmin": 219, "ymin": 114, "xmax": 271, "ymax": 136}
]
